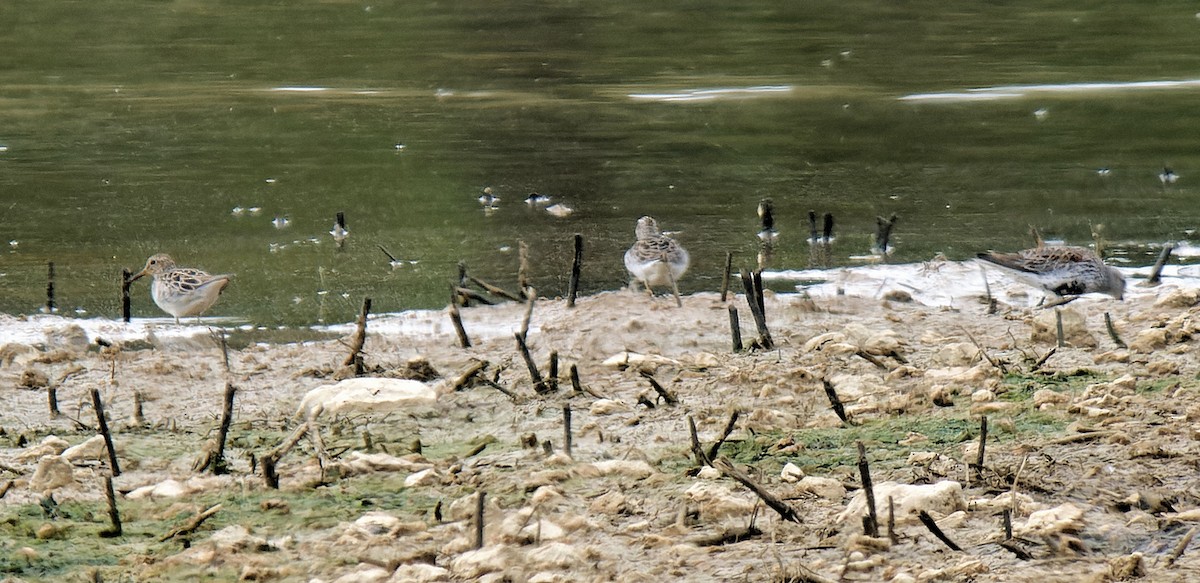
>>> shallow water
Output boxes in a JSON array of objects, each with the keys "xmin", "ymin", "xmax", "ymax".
[{"xmin": 2, "ymin": 1, "xmax": 1199, "ymax": 326}]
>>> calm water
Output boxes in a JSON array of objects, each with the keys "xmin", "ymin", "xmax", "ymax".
[{"xmin": 2, "ymin": 1, "xmax": 1200, "ymax": 326}]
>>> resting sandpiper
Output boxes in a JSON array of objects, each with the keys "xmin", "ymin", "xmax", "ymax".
[
  {"xmin": 624, "ymin": 216, "xmax": 689, "ymax": 306},
  {"xmin": 977, "ymin": 246, "xmax": 1124, "ymax": 300},
  {"xmin": 130, "ymin": 254, "xmax": 232, "ymax": 323}
]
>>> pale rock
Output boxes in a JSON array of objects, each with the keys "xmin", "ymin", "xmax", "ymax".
[
  {"xmin": 780, "ymin": 462, "xmax": 804, "ymax": 483},
  {"xmin": 863, "ymin": 331, "xmax": 903, "ymax": 357},
  {"xmin": 937, "ymin": 510, "xmax": 968, "ymax": 529},
  {"xmin": 932, "ymin": 342, "xmax": 979, "ymax": 366},
  {"xmin": 579, "ymin": 460, "xmax": 654, "ymax": 479},
  {"xmin": 0, "ymin": 342, "xmax": 38, "ymax": 367},
  {"xmin": 1017, "ymin": 502, "xmax": 1085, "ymax": 536},
  {"xmin": 589, "ymin": 491, "xmax": 628, "ymax": 515},
  {"xmin": 747, "ymin": 407, "xmax": 798, "ymax": 431},
  {"xmin": 16, "ymin": 435, "xmax": 70, "ymax": 462},
  {"xmin": 404, "ymin": 468, "xmax": 441, "ymax": 487},
  {"xmin": 696, "ymin": 466, "xmax": 722, "ymax": 480},
  {"xmin": 543, "ymin": 452, "xmax": 573, "ymax": 466},
  {"xmin": 61, "ymin": 435, "xmax": 107, "ymax": 462},
  {"xmin": 589, "ymin": 398, "xmax": 629, "ymax": 415},
  {"xmin": 297, "ymin": 377, "xmax": 438, "ymax": 418},
  {"xmin": 685, "ymin": 482, "xmax": 755, "ymax": 519},
  {"xmin": 527, "ymin": 542, "xmax": 584, "ymax": 570},
  {"xmin": 1129, "ymin": 328, "xmax": 1169, "ymax": 353},
  {"xmin": 624, "ymin": 520, "xmax": 651, "ymax": 532},
  {"xmin": 338, "ymin": 451, "xmax": 433, "ymax": 476},
  {"xmin": 498, "ymin": 507, "xmax": 565, "ymax": 544},
  {"xmin": 126, "ymin": 478, "xmax": 190, "ymax": 499},
  {"xmin": 450, "ymin": 545, "xmax": 515, "ymax": 579},
  {"xmin": 530, "ymin": 486, "xmax": 564, "ymax": 507},
  {"xmin": 688, "ymin": 352, "xmax": 722, "ymax": 368},
  {"xmin": 448, "ymin": 492, "xmax": 501, "ymax": 521},
  {"xmin": 795, "ymin": 477, "xmax": 846, "ymax": 500},
  {"xmin": 209, "ymin": 524, "xmax": 271, "ymax": 552},
  {"xmin": 1147, "ymin": 360, "xmax": 1181, "ymax": 376},
  {"xmin": 803, "ymin": 331, "xmax": 847, "ymax": 352},
  {"xmin": 44, "ymin": 324, "xmax": 89, "ymax": 353},
  {"xmin": 1094, "ymin": 350, "xmax": 1130, "ymax": 364},
  {"xmin": 838, "ymin": 481, "xmax": 965, "ymax": 525},
  {"xmin": 523, "ymin": 470, "xmax": 571, "ymax": 489},
  {"xmin": 600, "ymin": 352, "xmax": 680, "ymax": 369},
  {"xmin": 969, "ymin": 491, "xmax": 1037, "ymax": 515},
  {"xmin": 1155, "ymin": 288, "xmax": 1200, "ymax": 308},
  {"xmin": 885, "ymin": 365, "xmax": 922, "ymax": 381},
  {"xmin": 970, "ymin": 389, "xmax": 995, "ymax": 403},
  {"xmin": 907, "ymin": 451, "xmax": 938, "ymax": 465},
  {"xmin": 822, "ymin": 342, "xmax": 861, "ymax": 356},
  {"xmin": 29, "ymin": 455, "xmax": 75, "ymax": 492},
  {"xmin": 1033, "ymin": 389, "xmax": 1069, "ymax": 408},
  {"xmin": 346, "ymin": 511, "xmax": 402, "ymax": 538},
  {"xmin": 1032, "ymin": 308, "xmax": 1096, "ymax": 348},
  {"xmin": 389, "ymin": 564, "xmax": 450, "ymax": 582},
  {"xmin": 333, "ymin": 566, "xmax": 391, "ymax": 583},
  {"xmin": 1168, "ymin": 508, "xmax": 1200, "ymax": 522}
]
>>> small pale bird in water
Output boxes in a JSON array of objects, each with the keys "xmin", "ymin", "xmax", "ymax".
[
  {"xmin": 976, "ymin": 246, "xmax": 1125, "ymax": 300},
  {"xmin": 130, "ymin": 254, "xmax": 232, "ymax": 323},
  {"xmin": 624, "ymin": 216, "xmax": 690, "ymax": 306}
]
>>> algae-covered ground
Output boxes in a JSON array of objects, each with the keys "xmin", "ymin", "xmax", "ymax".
[{"xmin": 3, "ymin": 268, "xmax": 1200, "ymax": 582}]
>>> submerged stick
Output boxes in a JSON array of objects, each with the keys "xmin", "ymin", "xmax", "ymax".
[
  {"xmin": 159, "ymin": 504, "xmax": 222, "ymax": 543},
  {"xmin": 720, "ymin": 251, "xmax": 733, "ymax": 302},
  {"xmin": 519, "ymin": 287, "xmax": 537, "ymax": 342},
  {"xmin": 100, "ymin": 476, "xmax": 121, "ymax": 537},
  {"xmin": 47, "ymin": 386, "xmax": 59, "ymax": 419},
  {"xmin": 728, "ymin": 305, "xmax": 743, "ymax": 352},
  {"xmin": 856, "ymin": 441, "xmax": 878, "ymax": 537},
  {"xmin": 91, "ymin": 388, "xmax": 121, "ymax": 477},
  {"xmin": 808, "ymin": 210, "xmax": 819, "ymax": 243},
  {"xmin": 739, "ymin": 270, "xmax": 773, "ymax": 349},
  {"xmin": 121, "ymin": 268, "xmax": 132, "ymax": 323},
  {"xmin": 687, "ymin": 415, "xmax": 710, "ymax": 466},
  {"xmin": 474, "ymin": 491, "xmax": 487, "ymax": 550},
  {"xmin": 713, "ymin": 457, "xmax": 801, "ymax": 523},
  {"xmin": 343, "ymin": 297, "xmax": 372, "ymax": 373},
  {"xmin": 1167, "ymin": 526, "xmax": 1198, "ymax": 566},
  {"xmin": 131, "ymin": 390, "xmax": 145, "ymax": 426},
  {"xmin": 547, "ymin": 351, "xmax": 559, "ymax": 392},
  {"xmin": 262, "ymin": 422, "xmax": 310, "ymax": 489},
  {"xmin": 1147, "ymin": 243, "xmax": 1175, "ymax": 285},
  {"xmin": 467, "ymin": 275, "xmax": 523, "ymax": 302},
  {"xmin": 563, "ymin": 405, "xmax": 572, "ymax": 457},
  {"xmin": 822, "ymin": 212, "xmax": 834, "ymax": 242},
  {"xmin": 1104, "ymin": 312, "xmax": 1126, "ymax": 349},
  {"xmin": 206, "ymin": 382, "xmax": 237, "ymax": 475},
  {"xmin": 45, "ymin": 261, "xmax": 55, "ymax": 314},
  {"xmin": 1055, "ymin": 308, "xmax": 1066, "ymax": 348},
  {"xmin": 518, "ymin": 241, "xmax": 530, "ymax": 297},
  {"xmin": 874, "ymin": 213, "xmax": 898, "ymax": 257},
  {"xmin": 568, "ymin": 234, "xmax": 583, "ymax": 308},
  {"xmin": 918, "ymin": 510, "xmax": 962, "ymax": 551}
]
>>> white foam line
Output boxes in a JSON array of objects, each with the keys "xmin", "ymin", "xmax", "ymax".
[
  {"xmin": 629, "ymin": 85, "xmax": 793, "ymax": 102},
  {"xmin": 271, "ymin": 86, "xmax": 329, "ymax": 92},
  {"xmin": 898, "ymin": 92, "xmax": 1024, "ymax": 102},
  {"xmin": 901, "ymin": 79, "xmax": 1200, "ymax": 102}
]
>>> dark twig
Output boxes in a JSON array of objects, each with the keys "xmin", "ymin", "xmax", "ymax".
[
  {"xmin": 1032, "ymin": 346, "xmax": 1057, "ymax": 370},
  {"xmin": 547, "ymin": 351, "xmax": 559, "ymax": 392},
  {"xmin": 713, "ymin": 457, "xmax": 801, "ymax": 523},
  {"xmin": 739, "ymin": 270, "xmax": 773, "ymax": 349},
  {"xmin": 448, "ymin": 300, "xmax": 471, "ymax": 348},
  {"xmin": 918, "ymin": 510, "xmax": 962, "ymax": 551},
  {"xmin": 728, "ymin": 305, "xmax": 743, "ymax": 352},
  {"xmin": 562, "ymin": 405, "xmax": 572, "ymax": 457},
  {"xmin": 91, "ymin": 388, "xmax": 121, "ymax": 477},
  {"xmin": 1104, "ymin": 312, "xmax": 1126, "ymax": 349},
  {"xmin": 706, "ymin": 410, "xmax": 740, "ymax": 461},
  {"xmin": 467, "ymin": 275, "xmax": 523, "ymax": 302},
  {"xmin": 568, "ymin": 234, "xmax": 583, "ymax": 307},
  {"xmin": 640, "ymin": 371, "xmax": 678, "ymax": 405},
  {"xmin": 971, "ymin": 416, "xmax": 987, "ymax": 484},
  {"xmin": 687, "ymin": 415, "xmax": 709, "ymax": 466},
  {"xmin": 343, "ymin": 297, "xmax": 372, "ymax": 374},
  {"xmin": 515, "ymin": 333, "xmax": 551, "ymax": 394},
  {"xmin": 121, "ymin": 268, "xmax": 132, "ymax": 323},
  {"xmin": 208, "ymin": 382, "xmax": 236, "ymax": 475},
  {"xmin": 100, "ymin": 476, "xmax": 121, "ymax": 537},
  {"xmin": 261, "ymin": 422, "xmax": 310, "ymax": 489},
  {"xmin": 1147, "ymin": 243, "xmax": 1175, "ymax": 285},
  {"xmin": 720, "ymin": 251, "xmax": 734, "ymax": 302},
  {"xmin": 822, "ymin": 379, "xmax": 849, "ymax": 424},
  {"xmin": 159, "ymin": 504, "xmax": 222, "ymax": 543},
  {"xmin": 1055, "ymin": 308, "xmax": 1065, "ymax": 348},
  {"xmin": 46, "ymin": 261, "xmax": 55, "ymax": 314},
  {"xmin": 474, "ymin": 491, "xmax": 487, "ymax": 550},
  {"xmin": 856, "ymin": 442, "xmax": 878, "ymax": 537}
]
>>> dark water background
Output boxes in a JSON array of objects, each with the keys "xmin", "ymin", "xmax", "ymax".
[{"xmin": 2, "ymin": 1, "xmax": 1200, "ymax": 326}]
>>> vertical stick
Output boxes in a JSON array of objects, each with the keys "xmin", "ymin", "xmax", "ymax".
[
  {"xmin": 131, "ymin": 391, "xmax": 145, "ymax": 426},
  {"xmin": 101, "ymin": 476, "xmax": 122, "ymax": 537},
  {"xmin": 1104, "ymin": 312, "xmax": 1126, "ymax": 348},
  {"xmin": 515, "ymin": 332, "xmax": 550, "ymax": 394},
  {"xmin": 973, "ymin": 416, "xmax": 988, "ymax": 483},
  {"xmin": 448, "ymin": 301, "xmax": 471, "ymax": 348},
  {"xmin": 887, "ymin": 497, "xmax": 898, "ymax": 544},
  {"xmin": 1003, "ymin": 509, "xmax": 1013, "ymax": 540},
  {"xmin": 45, "ymin": 261, "xmax": 56, "ymax": 314},
  {"xmin": 720, "ymin": 251, "xmax": 733, "ymax": 302},
  {"xmin": 548, "ymin": 351, "xmax": 559, "ymax": 392},
  {"xmin": 91, "ymin": 388, "xmax": 121, "ymax": 477},
  {"xmin": 344, "ymin": 297, "xmax": 372, "ymax": 373},
  {"xmin": 808, "ymin": 210, "xmax": 819, "ymax": 243},
  {"xmin": 569, "ymin": 364, "xmax": 582, "ymax": 395},
  {"xmin": 822, "ymin": 379, "xmax": 849, "ymax": 424},
  {"xmin": 687, "ymin": 415, "xmax": 709, "ymax": 466},
  {"xmin": 822, "ymin": 213, "xmax": 834, "ymax": 242},
  {"xmin": 1055, "ymin": 308, "xmax": 1065, "ymax": 348},
  {"xmin": 519, "ymin": 288, "xmax": 536, "ymax": 342},
  {"xmin": 209, "ymin": 382, "xmax": 236, "ymax": 475},
  {"xmin": 562, "ymin": 405, "xmax": 572, "ymax": 457},
  {"xmin": 474, "ymin": 491, "xmax": 487, "ymax": 550},
  {"xmin": 752, "ymin": 270, "xmax": 766, "ymax": 319},
  {"xmin": 47, "ymin": 386, "xmax": 59, "ymax": 419},
  {"xmin": 121, "ymin": 268, "xmax": 132, "ymax": 323},
  {"xmin": 727, "ymin": 305, "xmax": 743, "ymax": 352},
  {"xmin": 1147, "ymin": 243, "xmax": 1175, "ymax": 285},
  {"xmin": 567, "ymin": 234, "xmax": 583, "ymax": 308},
  {"xmin": 518, "ymin": 240, "xmax": 530, "ymax": 297},
  {"xmin": 739, "ymin": 270, "xmax": 773, "ymax": 349},
  {"xmin": 856, "ymin": 441, "xmax": 878, "ymax": 537}
]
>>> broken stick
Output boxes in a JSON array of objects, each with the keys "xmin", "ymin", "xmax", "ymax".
[
  {"xmin": 713, "ymin": 457, "xmax": 801, "ymax": 523},
  {"xmin": 91, "ymin": 388, "xmax": 121, "ymax": 477}
]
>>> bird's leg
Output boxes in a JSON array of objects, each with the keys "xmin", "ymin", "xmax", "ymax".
[{"xmin": 668, "ymin": 271, "xmax": 682, "ymax": 308}]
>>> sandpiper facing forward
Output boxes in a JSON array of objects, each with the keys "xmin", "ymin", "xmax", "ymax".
[
  {"xmin": 130, "ymin": 254, "xmax": 232, "ymax": 323},
  {"xmin": 624, "ymin": 216, "xmax": 690, "ymax": 306},
  {"xmin": 976, "ymin": 246, "xmax": 1124, "ymax": 301}
]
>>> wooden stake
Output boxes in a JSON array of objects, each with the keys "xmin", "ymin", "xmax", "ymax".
[
  {"xmin": 518, "ymin": 241, "xmax": 530, "ymax": 297},
  {"xmin": 466, "ymin": 275, "xmax": 523, "ymax": 302},
  {"xmin": 562, "ymin": 405, "xmax": 572, "ymax": 457},
  {"xmin": 569, "ymin": 364, "xmax": 582, "ymax": 395},
  {"xmin": 720, "ymin": 251, "xmax": 733, "ymax": 302},
  {"xmin": 208, "ymin": 382, "xmax": 236, "ymax": 475},
  {"xmin": 1055, "ymin": 308, "xmax": 1065, "ymax": 348},
  {"xmin": 1003, "ymin": 509, "xmax": 1013, "ymax": 540},
  {"xmin": 45, "ymin": 261, "xmax": 56, "ymax": 314},
  {"xmin": 515, "ymin": 332, "xmax": 551, "ymax": 394},
  {"xmin": 728, "ymin": 305, "xmax": 743, "ymax": 352},
  {"xmin": 856, "ymin": 441, "xmax": 878, "ymax": 537},
  {"xmin": 981, "ymin": 265, "xmax": 997, "ymax": 315},
  {"xmin": 822, "ymin": 213, "xmax": 834, "ymax": 242},
  {"xmin": 547, "ymin": 351, "xmax": 559, "ymax": 392},
  {"xmin": 687, "ymin": 415, "xmax": 709, "ymax": 466},
  {"xmin": 121, "ymin": 268, "xmax": 132, "ymax": 323},
  {"xmin": 1167, "ymin": 526, "xmax": 1198, "ymax": 566},
  {"xmin": 344, "ymin": 297, "xmax": 372, "ymax": 374},
  {"xmin": 567, "ymin": 234, "xmax": 583, "ymax": 308},
  {"xmin": 159, "ymin": 504, "xmax": 222, "ymax": 543},
  {"xmin": 808, "ymin": 210, "xmax": 819, "ymax": 243},
  {"xmin": 100, "ymin": 476, "xmax": 121, "ymax": 537},
  {"xmin": 47, "ymin": 386, "xmax": 59, "ymax": 419},
  {"xmin": 448, "ymin": 301, "xmax": 471, "ymax": 348},
  {"xmin": 972, "ymin": 416, "xmax": 988, "ymax": 483},
  {"xmin": 874, "ymin": 214, "xmax": 898, "ymax": 257},
  {"xmin": 887, "ymin": 497, "xmax": 898, "ymax": 544},
  {"xmin": 131, "ymin": 390, "xmax": 145, "ymax": 426},
  {"xmin": 1147, "ymin": 243, "xmax": 1175, "ymax": 285},
  {"xmin": 1104, "ymin": 312, "xmax": 1126, "ymax": 348},
  {"xmin": 519, "ymin": 287, "xmax": 536, "ymax": 342},
  {"xmin": 261, "ymin": 422, "xmax": 309, "ymax": 489},
  {"xmin": 474, "ymin": 491, "xmax": 487, "ymax": 550},
  {"xmin": 918, "ymin": 510, "xmax": 962, "ymax": 551},
  {"xmin": 739, "ymin": 270, "xmax": 773, "ymax": 349},
  {"xmin": 822, "ymin": 379, "xmax": 849, "ymax": 424},
  {"xmin": 91, "ymin": 388, "xmax": 121, "ymax": 477}
]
